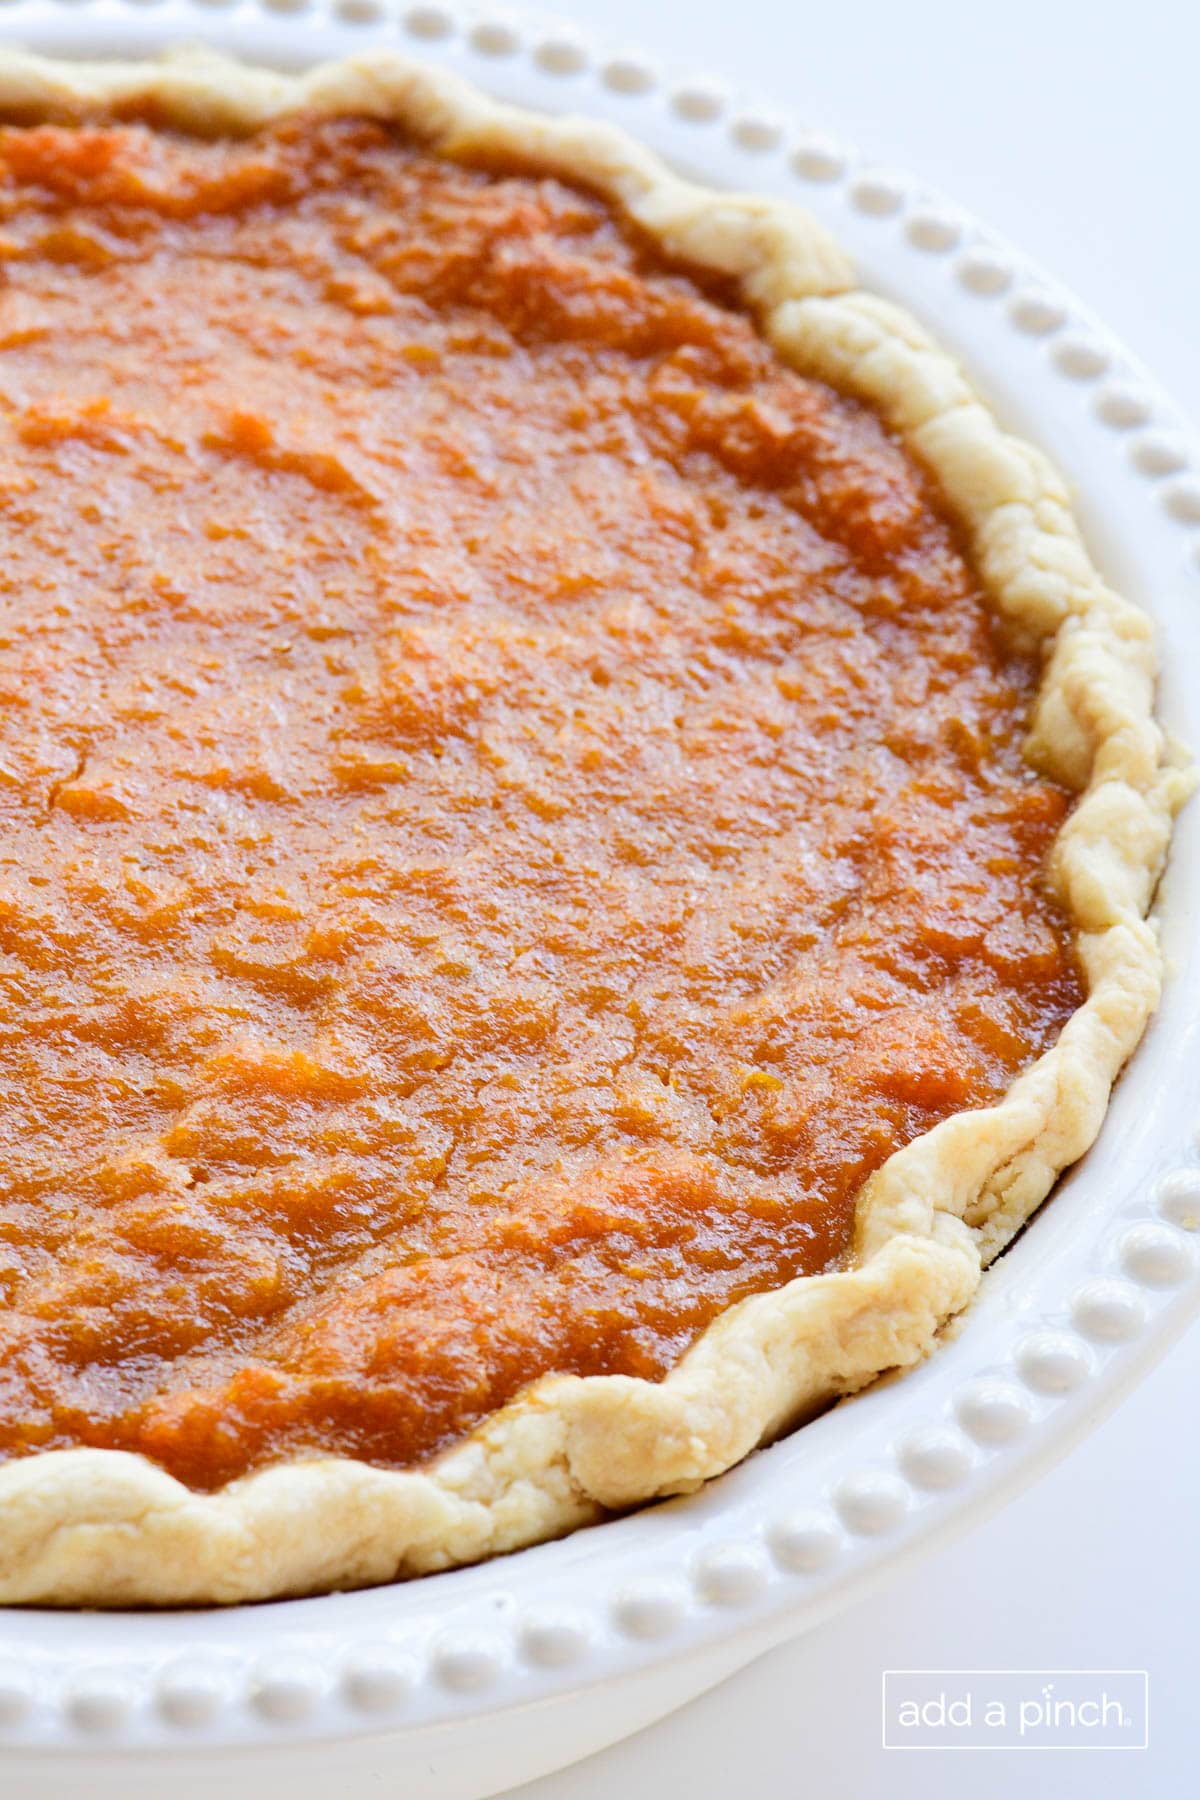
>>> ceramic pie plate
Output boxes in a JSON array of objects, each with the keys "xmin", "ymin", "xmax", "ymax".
[{"xmin": 0, "ymin": 4, "xmax": 1198, "ymax": 1796}]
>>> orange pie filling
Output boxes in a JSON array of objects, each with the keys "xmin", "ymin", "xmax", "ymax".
[{"xmin": 0, "ymin": 118, "xmax": 1082, "ymax": 1489}]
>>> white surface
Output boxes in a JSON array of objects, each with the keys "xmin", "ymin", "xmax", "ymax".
[
  {"xmin": 0, "ymin": 2, "xmax": 1196, "ymax": 1794},
  {"xmin": 506, "ymin": 2, "xmax": 1200, "ymax": 1794},
  {"xmin": 514, "ymin": 1318, "xmax": 1200, "ymax": 1798}
]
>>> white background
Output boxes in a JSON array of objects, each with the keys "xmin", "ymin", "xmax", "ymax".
[{"xmin": 503, "ymin": 1, "xmax": 1200, "ymax": 1794}]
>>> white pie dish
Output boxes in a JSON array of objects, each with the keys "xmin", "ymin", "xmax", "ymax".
[{"xmin": 0, "ymin": 3, "xmax": 1198, "ymax": 1796}]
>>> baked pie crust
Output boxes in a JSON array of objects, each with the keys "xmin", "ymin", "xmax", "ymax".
[{"xmin": 0, "ymin": 47, "xmax": 1188, "ymax": 1606}]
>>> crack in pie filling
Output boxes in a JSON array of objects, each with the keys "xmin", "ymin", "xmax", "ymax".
[{"xmin": 0, "ymin": 52, "xmax": 1186, "ymax": 1604}]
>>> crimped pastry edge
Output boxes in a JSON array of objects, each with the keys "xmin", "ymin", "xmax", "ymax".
[{"xmin": 0, "ymin": 47, "xmax": 1188, "ymax": 1606}]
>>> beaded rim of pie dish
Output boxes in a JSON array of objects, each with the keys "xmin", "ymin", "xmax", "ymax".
[{"xmin": 0, "ymin": 27, "xmax": 1192, "ymax": 1631}]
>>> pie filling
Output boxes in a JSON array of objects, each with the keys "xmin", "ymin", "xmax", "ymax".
[{"xmin": 0, "ymin": 117, "xmax": 1081, "ymax": 1490}]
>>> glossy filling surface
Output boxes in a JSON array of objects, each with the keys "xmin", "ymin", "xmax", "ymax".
[{"xmin": 0, "ymin": 118, "xmax": 1082, "ymax": 1488}]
